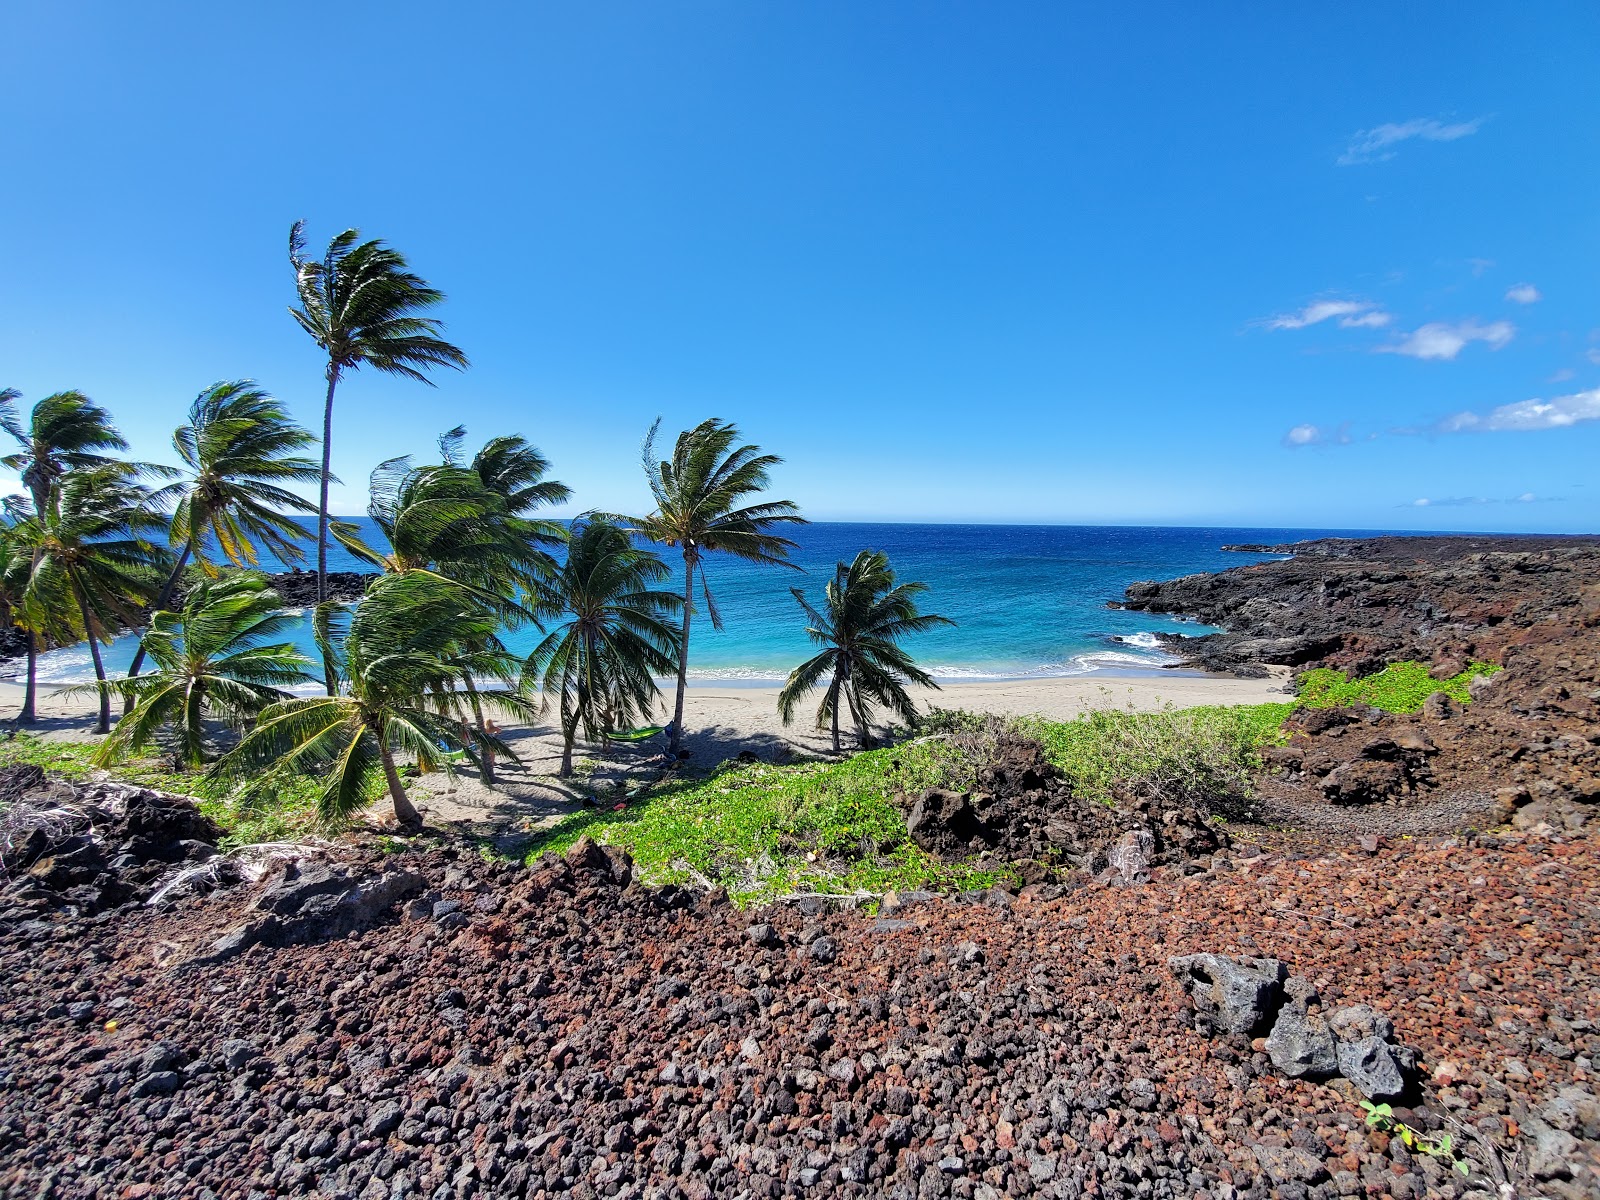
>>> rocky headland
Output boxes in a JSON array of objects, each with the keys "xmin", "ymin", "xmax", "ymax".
[{"xmin": 1121, "ymin": 536, "xmax": 1600, "ymax": 830}]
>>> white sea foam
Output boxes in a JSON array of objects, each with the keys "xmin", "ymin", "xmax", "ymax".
[{"xmin": 1113, "ymin": 631, "xmax": 1163, "ymax": 649}]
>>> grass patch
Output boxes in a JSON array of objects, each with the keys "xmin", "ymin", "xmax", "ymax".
[
  {"xmin": 528, "ymin": 701, "xmax": 1298, "ymax": 903},
  {"xmin": 526, "ymin": 739, "xmax": 1014, "ymax": 905},
  {"xmin": 1019, "ymin": 703, "xmax": 1295, "ymax": 806},
  {"xmin": 1297, "ymin": 660, "xmax": 1499, "ymax": 714},
  {"xmin": 0, "ymin": 734, "xmax": 324, "ymax": 848}
]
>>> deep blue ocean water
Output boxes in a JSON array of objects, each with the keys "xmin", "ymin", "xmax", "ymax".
[{"xmin": 15, "ymin": 522, "xmax": 1386, "ymax": 686}]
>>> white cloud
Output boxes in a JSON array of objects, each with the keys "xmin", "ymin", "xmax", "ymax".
[
  {"xmin": 1379, "ymin": 319, "xmax": 1514, "ymax": 361},
  {"xmin": 1406, "ymin": 493, "xmax": 1555, "ymax": 508},
  {"xmin": 1339, "ymin": 117, "xmax": 1485, "ymax": 165},
  {"xmin": 1266, "ymin": 299, "xmax": 1390, "ymax": 331},
  {"xmin": 1505, "ymin": 283, "xmax": 1541, "ymax": 305},
  {"xmin": 1282, "ymin": 423, "xmax": 1354, "ymax": 448},
  {"xmin": 1550, "ymin": 367, "xmax": 1576, "ymax": 383},
  {"xmin": 1436, "ymin": 387, "xmax": 1600, "ymax": 433}
]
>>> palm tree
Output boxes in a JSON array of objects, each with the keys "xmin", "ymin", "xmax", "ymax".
[
  {"xmin": 778, "ymin": 550, "xmax": 953, "ymax": 751},
  {"xmin": 1, "ymin": 390, "xmax": 170, "ymax": 723},
  {"xmin": 288, "ymin": 221, "xmax": 469, "ymax": 603},
  {"xmin": 29, "ymin": 466, "xmax": 172, "ymax": 734},
  {"xmin": 437, "ymin": 426, "xmax": 573, "ymax": 781},
  {"xmin": 1, "ymin": 390, "xmax": 133, "ymax": 519},
  {"xmin": 332, "ymin": 441, "xmax": 569, "ymax": 767},
  {"xmin": 439, "ymin": 425, "xmax": 573, "ymax": 520},
  {"xmin": 80, "ymin": 574, "xmax": 312, "ymax": 769},
  {"xmin": 332, "ymin": 456, "xmax": 540, "ymax": 598},
  {"xmin": 122, "ymin": 381, "xmax": 323, "ymax": 701},
  {"xmin": 217, "ymin": 572, "xmax": 531, "ymax": 826},
  {"xmin": 0, "ymin": 508, "xmax": 77, "ymax": 725},
  {"xmin": 632, "ymin": 418, "xmax": 804, "ymax": 755},
  {"xmin": 523, "ymin": 520, "xmax": 683, "ymax": 776}
]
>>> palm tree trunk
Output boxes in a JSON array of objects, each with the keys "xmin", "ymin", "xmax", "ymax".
[
  {"xmin": 669, "ymin": 551, "xmax": 694, "ymax": 754},
  {"xmin": 559, "ymin": 714, "xmax": 577, "ymax": 777},
  {"xmin": 316, "ymin": 365, "xmax": 340, "ymax": 607},
  {"xmin": 830, "ymin": 671, "xmax": 841, "ymax": 754},
  {"xmin": 847, "ymin": 673, "xmax": 871, "ymax": 749},
  {"xmin": 376, "ymin": 739, "xmax": 422, "ymax": 825},
  {"xmin": 68, "ymin": 571, "xmax": 112, "ymax": 736},
  {"xmin": 463, "ymin": 674, "xmax": 494, "ymax": 784},
  {"xmin": 19, "ymin": 631, "xmax": 38, "ymax": 724},
  {"xmin": 123, "ymin": 544, "xmax": 193, "ymax": 713}
]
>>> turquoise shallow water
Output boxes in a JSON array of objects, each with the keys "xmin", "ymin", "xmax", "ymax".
[{"xmin": 12, "ymin": 522, "xmax": 1381, "ymax": 686}]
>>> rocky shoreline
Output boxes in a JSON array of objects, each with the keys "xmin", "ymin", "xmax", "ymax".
[{"xmin": 1120, "ymin": 535, "xmax": 1600, "ymax": 828}]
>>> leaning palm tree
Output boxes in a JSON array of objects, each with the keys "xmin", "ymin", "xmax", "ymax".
[
  {"xmin": 1, "ymin": 390, "xmax": 134, "ymax": 519},
  {"xmin": 523, "ymin": 519, "xmax": 683, "ymax": 776},
  {"xmin": 122, "ymin": 381, "xmax": 323, "ymax": 702},
  {"xmin": 0, "ymin": 509, "xmax": 77, "ymax": 724},
  {"xmin": 28, "ymin": 466, "xmax": 172, "ymax": 734},
  {"xmin": 439, "ymin": 425, "xmax": 573, "ymax": 520},
  {"xmin": 288, "ymin": 221, "xmax": 469, "ymax": 602},
  {"xmin": 778, "ymin": 550, "xmax": 954, "ymax": 751},
  {"xmin": 217, "ymin": 572, "xmax": 531, "ymax": 826},
  {"xmin": 78, "ymin": 575, "xmax": 312, "ymax": 769},
  {"xmin": 631, "ymin": 418, "xmax": 804, "ymax": 755}
]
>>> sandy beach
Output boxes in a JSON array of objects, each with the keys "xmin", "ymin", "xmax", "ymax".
[{"xmin": 0, "ymin": 668, "xmax": 1289, "ymax": 836}]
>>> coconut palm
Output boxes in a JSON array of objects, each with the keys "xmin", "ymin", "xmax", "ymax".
[
  {"xmin": 522, "ymin": 520, "xmax": 683, "ymax": 776},
  {"xmin": 288, "ymin": 221, "xmax": 469, "ymax": 602},
  {"xmin": 217, "ymin": 572, "xmax": 532, "ymax": 826},
  {"xmin": 28, "ymin": 466, "xmax": 172, "ymax": 734},
  {"xmin": 1, "ymin": 390, "xmax": 134, "ymax": 519},
  {"xmin": 332, "ymin": 456, "xmax": 543, "ymax": 602},
  {"xmin": 80, "ymin": 574, "xmax": 312, "ymax": 769},
  {"xmin": 778, "ymin": 550, "xmax": 954, "ymax": 751},
  {"xmin": 631, "ymin": 418, "xmax": 804, "ymax": 754},
  {"xmin": 122, "ymin": 381, "xmax": 323, "ymax": 701},
  {"xmin": 0, "ymin": 516, "xmax": 73, "ymax": 724},
  {"xmin": 439, "ymin": 425, "xmax": 573, "ymax": 521}
]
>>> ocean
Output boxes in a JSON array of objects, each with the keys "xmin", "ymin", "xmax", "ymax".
[{"xmin": 13, "ymin": 522, "xmax": 1381, "ymax": 686}]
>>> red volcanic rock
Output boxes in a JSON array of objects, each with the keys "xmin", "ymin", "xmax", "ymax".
[{"xmin": 3, "ymin": 824, "xmax": 1598, "ymax": 1198}]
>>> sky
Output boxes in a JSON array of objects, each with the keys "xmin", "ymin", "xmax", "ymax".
[{"xmin": 3, "ymin": 3, "xmax": 1598, "ymax": 532}]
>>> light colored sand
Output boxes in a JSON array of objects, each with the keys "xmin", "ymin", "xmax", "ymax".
[{"xmin": 0, "ymin": 668, "xmax": 1290, "ymax": 841}]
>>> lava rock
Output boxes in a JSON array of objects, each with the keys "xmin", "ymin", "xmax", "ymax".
[{"xmin": 1168, "ymin": 953, "xmax": 1287, "ymax": 1035}]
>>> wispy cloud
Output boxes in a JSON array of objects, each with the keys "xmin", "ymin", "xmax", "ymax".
[
  {"xmin": 1435, "ymin": 387, "xmax": 1600, "ymax": 433},
  {"xmin": 1405, "ymin": 493, "xmax": 1556, "ymax": 508},
  {"xmin": 1378, "ymin": 319, "xmax": 1514, "ymax": 361},
  {"xmin": 1283, "ymin": 423, "xmax": 1354, "ymax": 448},
  {"xmin": 1505, "ymin": 283, "xmax": 1541, "ymax": 305},
  {"xmin": 1339, "ymin": 117, "xmax": 1485, "ymax": 166},
  {"xmin": 1265, "ymin": 299, "xmax": 1390, "ymax": 331}
]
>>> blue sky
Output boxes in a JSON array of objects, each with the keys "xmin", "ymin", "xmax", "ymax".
[{"xmin": 3, "ymin": 3, "xmax": 1597, "ymax": 531}]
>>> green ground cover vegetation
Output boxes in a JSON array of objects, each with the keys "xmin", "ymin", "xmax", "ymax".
[{"xmin": 1296, "ymin": 660, "xmax": 1499, "ymax": 714}]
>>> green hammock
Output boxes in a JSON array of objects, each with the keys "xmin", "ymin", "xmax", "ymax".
[{"xmin": 604, "ymin": 725, "xmax": 665, "ymax": 743}]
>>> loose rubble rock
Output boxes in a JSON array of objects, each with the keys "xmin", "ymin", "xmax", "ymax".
[
  {"xmin": 5, "ymin": 826, "xmax": 1596, "ymax": 1198},
  {"xmin": 905, "ymin": 734, "xmax": 1227, "ymax": 878},
  {"xmin": 0, "ymin": 769, "xmax": 226, "ymax": 916}
]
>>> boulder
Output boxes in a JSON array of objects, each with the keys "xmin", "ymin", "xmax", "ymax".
[
  {"xmin": 1265, "ymin": 996, "xmax": 1337, "ymax": 1078},
  {"xmin": 1168, "ymin": 953, "xmax": 1287, "ymax": 1036},
  {"xmin": 906, "ymin": 789, "xmax": 989, "ymax": 856}
]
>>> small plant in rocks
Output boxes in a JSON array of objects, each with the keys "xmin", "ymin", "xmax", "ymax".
[{"xmin": 1360, "ymin": 1102, "xmax": 1471, "ymax": 1179}]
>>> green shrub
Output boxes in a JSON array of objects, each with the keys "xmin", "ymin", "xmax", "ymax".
[{"xmin": 1297, "ymin": 660, "xmax": 1499, "ymax": 714}]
